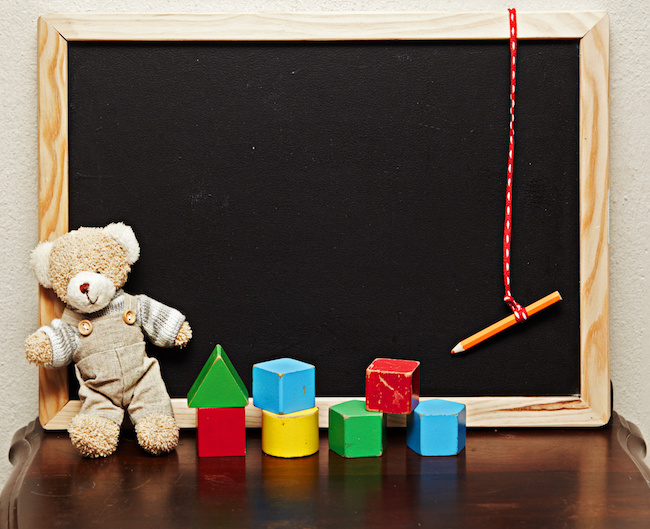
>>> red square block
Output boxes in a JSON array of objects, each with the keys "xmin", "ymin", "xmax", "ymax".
[
  {"xmin": 197, "ymin": 407, "xmax": 246, "ymax": 457},
  {"xmin": 365, "ymin": 358, "xmax": 420, "ymax": 414}
]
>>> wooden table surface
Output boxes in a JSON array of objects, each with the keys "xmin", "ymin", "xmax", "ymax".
[{"xmin": 2, "ymin": 412, "xmax": 650, "ymax": 528}]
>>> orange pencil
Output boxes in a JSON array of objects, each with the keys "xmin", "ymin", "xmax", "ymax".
[{"xmin": 451, "ymin": 291, "xmax": 562, "ymax": 354}]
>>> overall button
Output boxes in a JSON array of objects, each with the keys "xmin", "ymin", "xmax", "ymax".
[
  {"xmin": 78, "ymin": 319, "xmax": 93, "ymax": 336},
  {"xmin": 123, "ymin": 309, "xmax": 137, "ymax": 325}
]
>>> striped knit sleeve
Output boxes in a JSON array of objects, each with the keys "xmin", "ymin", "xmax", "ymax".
[
  {"xmin": 136, "ymin": 294, "xmax": 186, "ymax": 348},
  {"xmin": 38, "ymin": 319, "xmax": 79, "ymax": 368}
]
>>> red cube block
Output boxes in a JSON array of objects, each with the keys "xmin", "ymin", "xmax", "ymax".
[
  {"xmin": 365, "ymin": 358, "xmax": 420, "ymax": 414},
  {"xmin": 197, "ymin": 407, "xmax": 246, "ymax": 457}
]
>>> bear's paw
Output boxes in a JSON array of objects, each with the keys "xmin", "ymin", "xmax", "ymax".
[
  {"xmin": 174, "ymin": 321, "xmax": 192, "ymax": 348},
  {"xmin": 135, "ymin": 414, "xmax": 179, "ymax": 456},
  {"xmin": 25, "ymin": 331, "xmax": 53, "ymax": 366},
  {"xmin": 69, "ymin": 415, "xmax": 120, "ymax": 458}
]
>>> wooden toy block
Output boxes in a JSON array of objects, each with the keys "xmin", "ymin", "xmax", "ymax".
[
  {"xmin": 329, "ymin": 400, "xmax": 386, "ymax": 458},
  {"xmin": 187, "ymin": 345, "xmax": 249, "ymax": 408},
  {"xmin": 406, "ymin": 399, "xmax": 466, "ymax": 456},
  {"xmin": 261, "ymin": 406, "xmax": 319, "ymax": 458},
  {"xmin": 252, "ymin": 357, "xmax": 315, "ymax": 414},
  {"xmin": 365, "ymin": 358, "xmax": 420, "ymax": 414},
  {"xmin": 197, "ymin": 407, "xmax": 246, "ymax": 457}
]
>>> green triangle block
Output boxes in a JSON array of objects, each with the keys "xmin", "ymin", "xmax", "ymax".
[{"xmin": 187, "ymin": 345, "xmax": 249, "ymax": 408}]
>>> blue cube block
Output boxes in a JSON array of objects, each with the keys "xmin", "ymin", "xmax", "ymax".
[
  {"xmin": 252, "ymin": 358, "xmax": 315, "ymax": 414},
  {"xmin": 406, "ymin": 399, "xmax": 466, "ymax": 456}
]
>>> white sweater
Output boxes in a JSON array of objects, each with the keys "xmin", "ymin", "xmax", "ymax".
[{"xmin": 38, "ymin": 291, "xmax": 186, "ymax": 368}]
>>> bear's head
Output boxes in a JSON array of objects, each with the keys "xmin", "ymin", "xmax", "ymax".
[{"xmin": 31, "ymin": 222, "xmax": 140, "ymax": 313}]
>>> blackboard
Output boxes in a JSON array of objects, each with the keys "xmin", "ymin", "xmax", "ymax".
[{"xmin": 37, "ymin": 12, "xmax": 610, "ymax": 428}]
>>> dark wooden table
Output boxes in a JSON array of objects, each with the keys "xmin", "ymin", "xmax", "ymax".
[{"xmin": 2, "ymin": 412, "xmax": 649, "ymax": 528}]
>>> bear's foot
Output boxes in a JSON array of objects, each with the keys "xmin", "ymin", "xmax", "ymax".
[
  {"xmin": 135, "ymin": 414, "xmax": 179, "ymax": 456},
  {"xmin": 69, "ymin": 414, "xmax": 120, "ymax": 458}
]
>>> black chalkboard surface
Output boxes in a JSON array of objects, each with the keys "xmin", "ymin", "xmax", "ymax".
[{"xmin": 67, "ymin": 39, "xmax": 580, "ymax": 399}]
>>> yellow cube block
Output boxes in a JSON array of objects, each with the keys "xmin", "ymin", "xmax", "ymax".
[{"xmin": 261, "ymin": 406, "xmax": 320, "ymax": 458}]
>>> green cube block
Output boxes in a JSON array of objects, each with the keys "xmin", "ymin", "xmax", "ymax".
[{"xmin": 329, "ymin": 400, "xmax": 386, "ymax": 458}]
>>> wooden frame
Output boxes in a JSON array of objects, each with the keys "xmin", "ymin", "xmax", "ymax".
[{"xmin": 37, "ymin": 12, "xmax": 609, "ymax": 429}]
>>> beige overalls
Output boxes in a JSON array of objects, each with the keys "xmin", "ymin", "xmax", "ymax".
[{"xmin": 61, "ymin": 293, "xmax": 174, "ymax": 426}]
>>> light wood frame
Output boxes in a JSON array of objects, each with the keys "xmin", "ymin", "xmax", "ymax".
[{"xmin": 37, "ymin": 12, "xmax": 609, "ymax": 429}]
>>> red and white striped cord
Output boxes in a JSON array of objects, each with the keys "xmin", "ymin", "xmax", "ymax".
[{"xmin": 503, "ymin": 8, "xmax": 528, "ymax": 323}]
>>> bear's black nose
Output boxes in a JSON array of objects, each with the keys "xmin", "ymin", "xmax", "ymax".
[{"xmin": 80, "ymin": 283, "xmax": 90, "ymax": 294}]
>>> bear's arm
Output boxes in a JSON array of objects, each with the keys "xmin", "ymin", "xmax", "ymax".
[
  {"xmin": 136, "ymin": 294, "xmax": 188, "ymax": 348},
  {"xmin": 26, "ymin": 319, "xmax": 78, "ymax": 368}
]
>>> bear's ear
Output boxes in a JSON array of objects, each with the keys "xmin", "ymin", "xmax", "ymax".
[
  {"xmin": 31, "ymin": 240, "xmax": 54, "ymax": 288},
  {"xmin": 103, "ymin": 222, "xmax": 140, "ymax": 265}
]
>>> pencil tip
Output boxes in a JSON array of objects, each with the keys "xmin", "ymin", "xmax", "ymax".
[{"xmin": 451, "ymin": 343, "xmax": 464, "ymax": 355}]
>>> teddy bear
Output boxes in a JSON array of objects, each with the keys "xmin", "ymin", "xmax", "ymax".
[{"xmin": 25, "ymin": 222, "xmax": 192, "ymax": 458}]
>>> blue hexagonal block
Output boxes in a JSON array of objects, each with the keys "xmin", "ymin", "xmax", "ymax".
[
  {"xmin": 406, "ymin": 399, "xmax": 466, "ymax": 456},
  {"xmin": 252, "ymin": 358, "xmax": 315, "ymax": 414}
]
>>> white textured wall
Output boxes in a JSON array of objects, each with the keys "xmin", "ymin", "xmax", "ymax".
[{"xmin": 1, "ymin": 0, "xmax": 648, "ymax": 488}]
